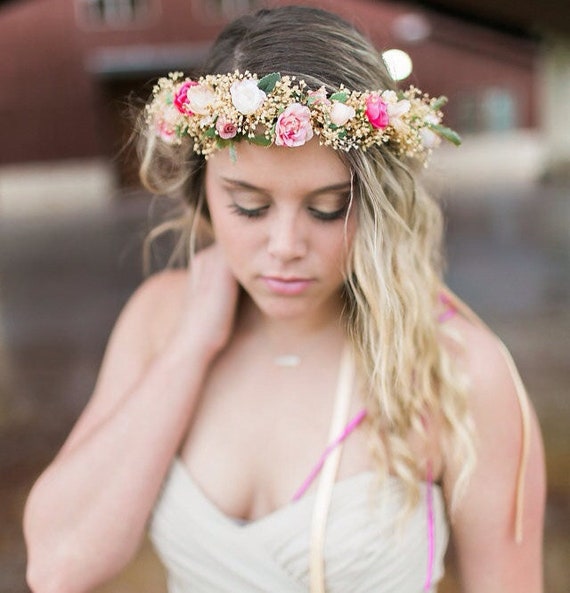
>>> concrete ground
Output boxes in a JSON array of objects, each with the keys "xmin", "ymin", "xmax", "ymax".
[{"xmin": 0, "ymin": 181, "xmax": 568, "ymax": 593}]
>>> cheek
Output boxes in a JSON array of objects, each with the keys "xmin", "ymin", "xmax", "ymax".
[{"xmin": 206, "ymin": 205, "xmax": 257, "ymax": 274}]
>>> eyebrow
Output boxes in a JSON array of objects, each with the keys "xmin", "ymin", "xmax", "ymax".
[{"xmin": 220, "ymin": 177, "xmax": 351, "ymax": 197}]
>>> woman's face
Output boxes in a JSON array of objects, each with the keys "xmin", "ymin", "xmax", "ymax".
[{"xmin": 204, "ymin": 139, "xmax": 356, "ymax": 322}]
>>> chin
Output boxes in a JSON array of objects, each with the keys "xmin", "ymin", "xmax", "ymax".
[
  {"xmin": 253, "ymin": 292, "xmax": 339, "ymax": 322},
  {"xmin": 257, "ymin": 299, "xmax": 313, "ymax": 320}
]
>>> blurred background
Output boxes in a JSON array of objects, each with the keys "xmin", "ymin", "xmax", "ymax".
[{"xmin": 0, "ymin": 0, "xmax": 568, "ymax": 591}]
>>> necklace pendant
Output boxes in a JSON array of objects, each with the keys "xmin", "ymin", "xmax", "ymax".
[{"xmin": 274, "ymin": 354, "xmax": 301, "ymax": 367}]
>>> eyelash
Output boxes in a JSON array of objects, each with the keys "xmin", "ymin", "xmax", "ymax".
[{"xmin": 228, "ymin": 203, "xmax": 348, "ymax": 222}]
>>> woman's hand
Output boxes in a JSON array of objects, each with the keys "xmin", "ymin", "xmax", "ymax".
[{"xmin": 175, "ymin": 243, "xmax": 240, "ymax": 356}]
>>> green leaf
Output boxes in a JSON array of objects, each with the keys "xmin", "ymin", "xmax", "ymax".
[
  {"xmin": 216, "ymin": 138, "xmax": 231, "ymax": 149},
  {"xmin": 330, "ymin": 92, "xmax": 348, "ymax": 103},
  {"xmin": 431, "ymin": 96, "xmax": 448, "ymax": 111},
  {"xmin": 249, "ymin": 135, "xmax": 272, "ymax": 147},
  {"xmin": 204, "ymin": 127, "xmax": 216, "ymax": 138},
  {"xmin": 257, "ymin": 72, "xmax": 281, "ymax": 93},
  {"xmin": 429, "ymin": 124, "xmax": 462, "ymax": 146},
  {"xmin": 229, "ymin": 143, "xmax": 238, "ymax": 163}
]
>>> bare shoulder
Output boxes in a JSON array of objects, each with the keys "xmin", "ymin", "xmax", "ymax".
[
  {"xmin": 59, "ymin": 268, "xmax": 189, "ymax": 455},
  {"xmin": 442, "ymin": 312, "xmax": 532, "ymax": 462},
  {"xmin": 441, "ymin": 312, "xmax": 545, "ymax": 591},
  {"xmin": 98, "ymin": 267, "xmax": 190, "ymax": 381},
  {"xmin": 445, "ymin": 314, "xmax": 520, "ymax": 409},
  {"xmin": 137, "ymin": 268, "xmax": 188, "ymax": 353}
]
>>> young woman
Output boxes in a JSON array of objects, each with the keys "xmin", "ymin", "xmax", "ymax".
[{"xmin": 24, "ymin": 6, "xmax": 545, "ymax": 593}]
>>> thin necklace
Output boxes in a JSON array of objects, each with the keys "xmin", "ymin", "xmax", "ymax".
[
  {"xmin": 274, "ymin": 353, "xmax": 302, "ymax": 367},
  {"xmin": 266, "ymin": 323, "xmax": 341, "ymax": 368}
]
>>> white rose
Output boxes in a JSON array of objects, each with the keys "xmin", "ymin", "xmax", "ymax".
[
  {"xmin": 199, "ymin": 115, "xmax": 215, "ymax": 127},
  {"xmin": 186, "ymin": 85, "xmax": 217, "ymax": 115},
  {"xmin": 230, "ymin": 79, "xmax": 266, "ymax": 115},
  {"xmin": 330, "ymin": 102, "xmax": 355, "ymax": 126},
  {"xmin": 381, "ymin": 90, "xmax": 398, "ymax": 104},
  {"xmin": 424, "ymin": 113, "xmax": 441, "ymax": 126},
  {"xmin": 420, "ymin": 127, "xmax": 441, "ymax": 149},
  {"xmin": 387, "ymin": 99, "xmax": 410, "ymax": 119},
  {"xmin": 162, "ymin": 105, "xmax": 181, "ymax": 126}
]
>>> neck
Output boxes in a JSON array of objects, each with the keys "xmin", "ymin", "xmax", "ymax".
[
  {"xmin": 236, "ymin": 294, "xmax": 346, "ymax": 362},
  {"xmin": 241, "ymin": 296, "xmax": 343, "ymax": 339}
]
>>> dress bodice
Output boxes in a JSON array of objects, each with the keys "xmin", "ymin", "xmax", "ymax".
[{"xmin": 149, "ymin": 458, "xmax": 449, "ymax": 593}]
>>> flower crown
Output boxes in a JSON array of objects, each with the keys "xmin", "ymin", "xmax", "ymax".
[{"xmin": 146, "ymin": 70, "xmax": 461, "ymax": 160}]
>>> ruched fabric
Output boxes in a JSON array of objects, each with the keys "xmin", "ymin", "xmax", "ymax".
[{"xmin": 149, "ymin": 458, "xmax": 449, "ymax": 593}]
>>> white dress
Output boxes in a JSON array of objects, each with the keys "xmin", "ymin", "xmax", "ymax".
[{"xmin": 150, "ymin": 458, "xmax": 449, "ymax": 593}]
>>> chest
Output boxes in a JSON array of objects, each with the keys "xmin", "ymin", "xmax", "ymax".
[{"xmin": 179, "ymin": 351, "xmax": 373, "ymax": 522}]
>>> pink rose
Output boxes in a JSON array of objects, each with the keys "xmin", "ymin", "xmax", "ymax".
[
  {"xmin": 173, "ymin": 80, "xmax": 198, "ymax": 115},
  {"xmin": 157, "ymin": 121, "xmax": 176, "ymax": 143},
  {"xmin": 365, "ymin": 94, "xmax": 389, "ymax": 129},
  {"xmin": 274, "ymin": 103, "xmax": 314, "ymax": 147},
  {"xmin": 156, "ymin": 106, "xmax": 181, "ymax": 143},
  {"xmin": 307, "ymin": 87, "xmax": 331, "ymax": 107},
  {"xmin": 215, "ymin": 116, "xmax": 237, "ymax": 140}
]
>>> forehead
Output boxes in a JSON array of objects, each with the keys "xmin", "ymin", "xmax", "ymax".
[{"xmin": 205, "ymin": 139, "xmax": 350, "ymax": 190}]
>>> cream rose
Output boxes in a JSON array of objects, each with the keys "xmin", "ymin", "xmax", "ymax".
[
  {"xmin": 419, "ymin": 127, "xmax": 441, "ymax": 149},
  {"xmin": 186, "ymin": 84, "xmax": 217, "ymax": 115},
  {"xmin": 329, "ymin": 102, "xmax": 355, "ymax": 126},
  {"xmin": 420, "ymin": 113, "xmax": 442, "ymax": 148},
  {"xmin": 230, "ymin": 79, "xmax": 266, "ymax": 115}
]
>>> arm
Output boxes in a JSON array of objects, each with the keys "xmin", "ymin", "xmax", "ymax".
[
  {"xmin": 23, "ymin": 245, "xmax": 238, "ymax": 593},
  {"xmin": 443, "ymin": 319, "xmax": 546, "ymax": 593}
]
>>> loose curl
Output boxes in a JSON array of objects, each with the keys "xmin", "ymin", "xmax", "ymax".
[{"xmin": 137, "ymin": 5, "xmax": 475, "ymax": 515}]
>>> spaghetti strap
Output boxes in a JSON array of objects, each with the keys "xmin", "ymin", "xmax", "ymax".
[
  {"xmin": 307, "ymin": 292, "xmax": 530, "ymax": 593},
  {"xmin": 495, "ymin": 338, "xmax": 531, "ymax": 543},
  {"xmin": 297, "ymin": 301, "xmax": 455, "ymax": 503},
  {"xmin": 309, "ymin": 343, "xmax": 355, "ymax": 593},
  {"xmin": 291, "ymin": 408, "xmax": 367, "ymax": 502},
  {"xmin": 438, "ymin": 292, "xmax": 457, "ymax": 323},
  {"xmin": 423, "ymin": 462, "xmax": 435, "ymax": 592}
]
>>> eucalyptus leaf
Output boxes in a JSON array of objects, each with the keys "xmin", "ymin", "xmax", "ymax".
[
  {"xmin": 216, "ymin": 138, "xmax": 231, "ymax": 149},
  {"xmin": 330, "ymin": 92, "xmax": 348, "ymax": 103},
  {"xmin": 257, "ymin": 72, "xmax": 281, "ymax": 93},
  {"xmin": 430, "ymin": 124, "xmax": 462, "ymax": 146},
  {"xmin": 229, "ymin": 143, "xmax": 238, "ymax": 163},
  {"xmin": 249, "ymin": 135, "xmax": 272, "ymax": 147},
  {"xmin": 204, "ymin": 127, "xmax": 217, "ymax": 138},
  {"xmin": 431, "ymin": 96, "xmax": 448, "ymax": 111}
]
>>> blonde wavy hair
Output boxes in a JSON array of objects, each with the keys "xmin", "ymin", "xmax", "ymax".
[{"xmin": 137, "ymin": 5, "xmax": 475, "ymax": 514}]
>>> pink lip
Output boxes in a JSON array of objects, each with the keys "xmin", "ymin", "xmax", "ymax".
[{"xmin": 261, "ymin": 276, "xmax": 313, "ymax": 296}]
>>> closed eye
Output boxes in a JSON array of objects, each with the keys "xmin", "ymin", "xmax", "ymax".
[
  {"xmin": 228, "ymin": 203, "xmax": 268, "ymax": 218},
  {"xmin": 308, "ymin": 204, "xmax": 348, "ymax": 221}
]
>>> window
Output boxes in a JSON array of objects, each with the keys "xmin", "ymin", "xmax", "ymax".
[
  {"xmin": 455, "ymin": 87, "xmax": 518, "ymax": 133},
  {"xmin": 192, "ymin": 0, "xmax": 261, "ymax": 22},
  {"xmin": 76, "ymin": 0, "xmax": 157, "ymax": 29}
]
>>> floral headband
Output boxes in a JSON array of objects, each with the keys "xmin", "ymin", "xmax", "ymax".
[{"xmin": 145, "ymin": 70, "xmax": 461, "ymax": 160}]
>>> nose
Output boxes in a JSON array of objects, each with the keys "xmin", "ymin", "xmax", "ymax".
[{"xmin": 266, "ymin": 210, "xmax": 307, "ymax": 262}]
